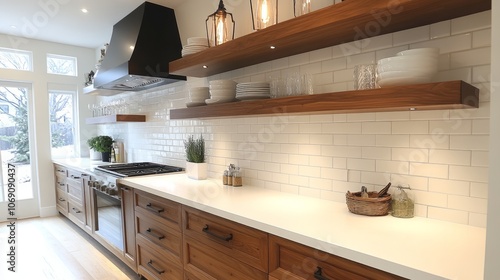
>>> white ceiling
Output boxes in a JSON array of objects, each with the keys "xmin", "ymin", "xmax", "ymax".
[{"xmin": 0, "ymin": 0, "xmax": 183, "ymax": 49}]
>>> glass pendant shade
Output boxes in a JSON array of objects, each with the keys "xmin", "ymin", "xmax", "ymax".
[
  {"xmin": 206, "ymin": 0, "xmax": 235, "ymax": 46},
  {"xmin": 294, "ymin": 0, "xmax": 311, "ymax": 17},
  {"xmin": 250, "ymin": 0, "xmax": 278, "ymax": 30}
]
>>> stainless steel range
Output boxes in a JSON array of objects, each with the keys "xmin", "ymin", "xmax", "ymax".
[{"xmin": 88, "ymin": 162, "xmax": 183, "ymax": 253}]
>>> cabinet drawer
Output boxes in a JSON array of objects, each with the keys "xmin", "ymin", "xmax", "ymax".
[
  {"xmin": 67, "ymin": 169, "xmax": 84, "ymax": 182},
  {"xmin": 135, "ymin": 190, "xmax": 181, "ymax": 230},
  {"xmin": 55, "ymin": 175, "xmax": 66, "ymax": 191},
  {"xmin": 67, "ymin": 181, "xmax": 84, "ymax": 206},
  {"xmin": 56, "ymin": 189, "xmax": 68, "ymax": 213},
  {"xmin": 137, "ymin": 241, "xmax": 183, "ymax": 280},
  {"xmin": 183, "ymin": 207, "xmax": 268, "ymax": 272},
  {"xmin": 184, "ymin": 236, "xmax": 267, "ymax": 280},
  {"xmin": 54, "ymin": 164, "xmax": 67, "ymax": 176},
  {"xmin": 269, "ymin": 235, "xmax": 406, "ymax": 280},
  {"xmin": 136, "ymin": 210, "xmax": 182, "ymax": 262},
  {"xmin": 68, "ymin": 201, "xmax": 85, "ymax": 225}
]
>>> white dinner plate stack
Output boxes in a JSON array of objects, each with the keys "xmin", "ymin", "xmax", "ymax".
[
  {"xmin": 376, "ymin": 48, "xmax": 439, "ymax": 87},
  {"xmin": 206, "ymin": 80, "xmax": 237, "ymax": 105},
  {"xmin": 182, "ymin": 37, "xmax": 210, "ymax": 57},
  {"xmin": 236, "ymin": 82, "xmax": 271, "ymax": 101},
  {"xmin": 186, "ymin": 87, "xmax": 209, "ymax": 107}
]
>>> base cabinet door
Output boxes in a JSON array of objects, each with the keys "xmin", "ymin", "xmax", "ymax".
[
  {"xmin": 121, "ymin": 184, "xmax": 136, "ymax": 270},
  {"xmin": 137, "ymin": 240, "xmax": 184, "ymax": 280},
  {"xmin": 269, "ymin": 235, "xmax": 406, "ymax": 280}
]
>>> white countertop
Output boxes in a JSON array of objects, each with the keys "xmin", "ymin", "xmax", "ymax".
[{"xmin": 54, "ymin": 159, "xmax": 486, "ymax": 279}]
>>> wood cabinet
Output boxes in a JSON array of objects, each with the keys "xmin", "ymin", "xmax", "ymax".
[
  {"xmin": 169, "ymin": 0, "xmax": 490, "ymax": 78},
  {"xmin": 182, "ymin": 206, "xmax": 268, "ymax": 280},
  {"xmin": 54, "ymin": 164, "xmax": 68, "ymax": 215},
  {"xmin": 135, "ymin": 189, "xmax": 183, "ymax": 280},
  {"xmin": 121, "ymin": 184, "xmax": 136, "ymax": 270},
  {"xmin": 269, "ymin": 235, "xmax": 406, "ymax": 280}
]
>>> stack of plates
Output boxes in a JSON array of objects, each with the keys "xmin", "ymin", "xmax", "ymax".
[
  {"xmin": 182, "ymin": 37, "xmax": 210, "ymax": 57},
  {"xmin": 236, "ymin": 82, "xmax": 271, "ymax": 101},
  {"xmin": 376, "ymin": 48, "xmax": 439, "ymax": 87},
  {"xmin": 206, "ymin": 80, "xmax": 237, "ymax": 105},
  {"xmin": 186, "ymin": 87, "xmax": 209, "ymax": 107}
]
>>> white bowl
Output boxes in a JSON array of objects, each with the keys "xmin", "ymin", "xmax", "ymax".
[
  {"xmin": 377, "ymin": 55, "xmax": 437, "ymax": 66},
  {"xmin": 209, "ymin": 84, "xmax": 236, "ymax": 90},
  {"xmin": 397, "ymin": 48, "xmax": 439, "ymax": 57},
  {"xmin": 209, "ymin": 79, "xmax": 237, "ymax": 86},
  {"xmin": 377, "ymin": 70, "xmax": 435, "ymax": 81},
  {"xmin": 189, "ymin": 87, "xmax": 210, "ymax": 99},
  {"xmin": 187, "ymin": 37, "xmax": 209, "ymax": 45}
]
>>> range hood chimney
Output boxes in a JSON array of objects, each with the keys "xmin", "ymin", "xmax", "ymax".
[{"xmin": 93, "ymin": 2, "xmax": 185, "ymax": 92}]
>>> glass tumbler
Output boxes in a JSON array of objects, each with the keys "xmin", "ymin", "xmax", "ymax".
[{"xmin": 353, "ymin": 64, "xmax": 377, "ymax": 90}]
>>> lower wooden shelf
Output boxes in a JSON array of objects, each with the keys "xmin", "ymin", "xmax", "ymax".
[
  {"xmin": 86, "ymin": 114, "xmax": 146, "ymax": 124},
  {"xmin": 170, "ymin": 81, "xmax": 479, "ymax": 119}
]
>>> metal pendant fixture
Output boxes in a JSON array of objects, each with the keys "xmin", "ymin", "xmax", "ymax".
[
  {"xmin": 206, "ymin": 0, "xmax": 235, "ymax": 46},
  {"xmin": 250, "ymin": 0, "xmax": 278, "ymax": 30},
  {"xmin": 294, "ymin": 0, "xmax": 311, "ymax": 17}
]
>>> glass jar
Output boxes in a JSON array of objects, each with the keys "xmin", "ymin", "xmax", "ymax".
[
  {"xmin": 391, "ymin": 185, "xmax": 414, "ymax": 218},
  {"xmin": 232, "ymin": 168, "xmax": 242, "ymax": 187}
]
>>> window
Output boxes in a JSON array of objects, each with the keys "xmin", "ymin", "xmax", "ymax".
[
  {"xmin": 49, "ymin": 89, "xmax": 77, "ymax": 158},
  {"xmin": 46, "ymin": 54, "xmax": 77, "ymax": 76},
  {"xmin": 0, "ymin": 47, "xmax": 33, "ymax": 71}
]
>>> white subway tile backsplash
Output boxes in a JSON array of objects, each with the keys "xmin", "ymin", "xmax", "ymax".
[
  {"xmin": 428, "ymin": 207, "xmax": 468, "ymax": 225},
  {"xmin": 393, "ymin": 26, "xmax": 429, "ymax": 46},
  {"xmin": 428, "ymin": 178, "xmax": 470, "ymax": 196},
  {"xmin": 100, "ymin": 13, "xmax": 491, "ymax": 227},
  {"xmin": 429, "ymin": 150, "xmax": 471, "ymax": 166},
  {"xmin": 430, "ymin": 21, "xmax": 451, "ymax": 39},
  {"xmin": 451, "ymin": 11, "xmax": 491, "ymax": 35},
  {"xmin": 410, "ymin": 163, "xmax": 448, "ymax": 179},
  {"xmin": 449, "ymin": 165, "xmax": 488, "ymax": 183}
]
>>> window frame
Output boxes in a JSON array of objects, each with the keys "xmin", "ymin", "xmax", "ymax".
[
  {"xmin": 46, "ymin": 53, "xmax": 78, "ymax": 76},
  {"xmin": 0, "ymin": 47, "xmax": 33, "ymax": 71}
]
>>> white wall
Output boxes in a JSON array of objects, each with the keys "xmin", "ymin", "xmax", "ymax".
[
  {"xmin": 98, "ymin": 10, "xmax": 491, "ymax": 228},
  {"xmin": 484, "ymin": 0, "xmax": 500, "ymax": 278},
  {"xmin": 0, "ymin": 34, "xmax": 96, "ymax": 217}
]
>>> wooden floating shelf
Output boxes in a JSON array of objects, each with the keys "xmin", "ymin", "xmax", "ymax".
[
  {"xmin": 169, "ymin": 0, "xmax": 490, "ymax": 78},
  {"xmin": 85, "ymin": 114, "xmax": 146, "ymax": 124},
  {"xmin": 170, "ymin": 81, "xmax": 479, "ymax": 119}
]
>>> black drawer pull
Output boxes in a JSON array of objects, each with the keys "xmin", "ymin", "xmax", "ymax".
[
  {"xmin": 146, "ymin": 228, "xmax": 165, "ymax": 240},
  {"xmin": 72, "ymin": 207, "xmax": 81, "ymax": 214},
  {"xmin": 202, "ymin": 225, "xmax": 233, "ymax": 241},
  {"xmin": 314, "ymin": 267, "xmax": 330, "ymax": 280},
  {"xmin": 147, "ymin": 260, "xmax": 165, "ymax": 275},
  {"xmin": 58, "ymin": 183, "xmax": 65, "ymax": 186},
  {"xmin": 70, "ymin": 175, "xmax": 81, "ymax": 179},
  {"xmin": 146, "ymin": 203, "xmax": 164, "ymax": 213},
  {"xmin": 58, "ymin": 198, "xmax": 66, "ymax": 202}
]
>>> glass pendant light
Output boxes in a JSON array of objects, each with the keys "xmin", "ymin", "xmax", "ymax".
[
  {"xmin": 294, "ymin": 0, "xmax": 311, "ymax": 17},
  {"xmin": 206, "ymin": 0, "xmax": 235, "ymax": 46},
  {"xmin": 250, "ymin": 0, "xmax": 278, "ymax": 30}
]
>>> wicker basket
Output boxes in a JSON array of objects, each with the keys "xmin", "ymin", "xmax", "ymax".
[{"xmin": 346, "ymin": 191, "xmax": 391, "ymax": 216}]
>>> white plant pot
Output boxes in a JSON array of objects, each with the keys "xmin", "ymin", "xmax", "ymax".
[
  {"xmin": 90, "ymin": 148, "xmax": 101, "ymax": 160},
  {"xmin": 186, "ymin": 162, "xmax": 207, "ymax": 180}
]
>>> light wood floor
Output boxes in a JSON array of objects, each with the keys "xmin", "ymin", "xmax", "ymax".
[{"xmin": 0, "ymin": 215, "xmax": 139, "ymax": 280}]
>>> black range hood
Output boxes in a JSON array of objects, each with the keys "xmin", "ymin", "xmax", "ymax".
[{"xmin": 93, "ymin": 2, "xmax": 185, "ymax": 92}]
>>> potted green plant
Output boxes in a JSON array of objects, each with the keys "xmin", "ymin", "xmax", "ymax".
[
  {"xmin": 87, "ymin": 135, "xmax": 113, "ymax": 162},
  {"xmin": 184, "ymin": 135, "xmax": 207, "ymax": 180}
]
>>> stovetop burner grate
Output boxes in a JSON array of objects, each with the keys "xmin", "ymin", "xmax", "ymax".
[{"xmin": 95, "ymin": 162, "xmax": 183, "ymax": 177}]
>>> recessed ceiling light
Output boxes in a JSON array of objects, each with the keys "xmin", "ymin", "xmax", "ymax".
[
  {"xmin": 202, "ymin": 65, "xmax": 208, "ymax": 69},
  {"xmin": 270, "ymin": 45, "xmax": 276, "ymax": 49},
  {"xmin": 81, "ymin": 8, "xmax": 88, "ymax": 13}
]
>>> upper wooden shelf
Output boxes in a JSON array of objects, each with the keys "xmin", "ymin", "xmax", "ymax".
[
  {"xmin": 169, "ymin": 0, "xmax": 491, "ymax": 77},
  {"xmin": 85, "ymin": 114, "xmax": 146, "ymax": 125},
  {"xmin": 170, "ymin": 81, "xmax": 479, "ymax": 119}
]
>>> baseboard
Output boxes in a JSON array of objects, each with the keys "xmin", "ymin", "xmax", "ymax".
[{"xmin": 39, "ymin": 205, "xmax": 58, "ymax": 217}]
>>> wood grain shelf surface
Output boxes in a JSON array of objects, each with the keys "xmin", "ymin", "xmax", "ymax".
[
  {"xmin": 169, "ymin": 0, "xmax": 491, "ymax": 78},
  {"xmin": 85, "ymin": 114, "xmax": 146, "ymax": 124},
  {"xmin": 170, "ymin": 81, "xmax": 479, "ymax": 119}
]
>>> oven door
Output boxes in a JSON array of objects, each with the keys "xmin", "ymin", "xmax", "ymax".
[{"xmin": 91, "ymin": 184, "xmax": 124, "ymax": 252}]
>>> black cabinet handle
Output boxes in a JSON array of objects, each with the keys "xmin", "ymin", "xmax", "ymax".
[
  {"xmin": 58, "ymin": 198, "xmax": 65, "ymax": 202},
  {"xmin": 146, "ymin": 203, "xmax": 164, "ymax": 213},
  {"xmin": 147, "ymin": 260, "xmax": 165, "ymax": 275},
  {"xmin": 70, "ymin": 175, "xmax": 81, "ymax": 179},
  {"xmin": 146, "ymin": 228, "xmax": 165, "ymax": 240},
  {"xmin": 58, "ymin": 183, "xmax": 65, "ymax": 186},
  {"xmin": 202, "ymin": 225, "xmax": 233, "ymax": 242},
  {"xmin": 72, "ymin": 207, "xmax": 81, "ymax": 214},
  {"xmin": 314, "ymin": 267, "xmax": 330, "ymax": 280}
]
